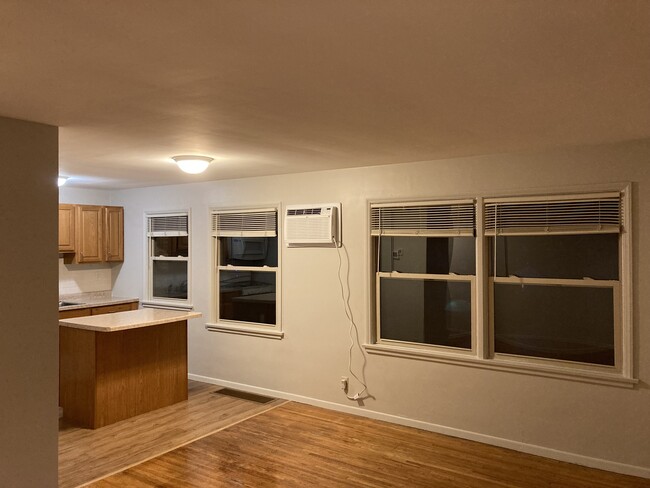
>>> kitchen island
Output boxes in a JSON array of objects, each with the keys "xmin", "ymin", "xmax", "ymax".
[{"xmin": 59, "ymin": 308, "xmax": 201, "ymax": 429}]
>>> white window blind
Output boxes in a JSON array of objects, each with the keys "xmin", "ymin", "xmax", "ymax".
[
  {"xmin": 484, "ymin": 193, "xmax": 621, "ymax": 236},
  {"xmin": 147, "ymin": 214, "xmax": 189, "ymax": 236},
  {"xmin": 370, "ymin": 200, "xmax": 475, "ymax": 237},
  {"xmin": 211, "ymin": 209, "xmax": 277, "ymax": 237}
]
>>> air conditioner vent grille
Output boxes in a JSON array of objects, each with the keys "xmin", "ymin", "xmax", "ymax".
[{"xmin": 287, "ymin": 208, "xmax": 322, "ymax": 216}]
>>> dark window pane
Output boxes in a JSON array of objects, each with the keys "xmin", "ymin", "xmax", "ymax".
[
  {"xmin": 219, "ymin": 270, "xmax": 276, "ymax": 325},
  {"xmin": 380, "ymin": 278, "xmax": 471, "ymax": 349},
  {"xmin": 152, "ymin": 236, "xmax": 188, "ymax": 257},
  {"xmin": 221, "ymin": 237, "xmax": 278, "ymax": 267},
  {"xmin": 379, "ymin": 236, "xmax": 475, "ymax": 275},
  {"xmin": 494, "ymin": 284, "xmax": 614, "ymax": 366},
  {"xmin": 152, "ymin": 260, "xmax": 188, "ymax": 300},
  {"xmin": 489, "ymin": 234, "xmax": 618, "ymax": 280}
]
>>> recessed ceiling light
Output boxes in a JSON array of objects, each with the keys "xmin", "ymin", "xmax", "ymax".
[
  {"xmin": 171, "ymin": 155, "xmax": 214, "ymax": 174},
  {"xmin": 57, "ymin": 176, "xmax": 68, "ymax": 187}
]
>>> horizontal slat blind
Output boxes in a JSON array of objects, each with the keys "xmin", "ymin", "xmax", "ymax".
[
  {"xmin": 212, "ymin": 209, "xmax": 277, "ymax": 237},
  {"xmin": 147, "ymin": 214, "xmax": 188, "ymax": 236},
  {"xmin": 484, "ymin": 195, "xmax": 621, "ymax": 235},
  {"xmin": 370, "ymin": 200, "xmax": 475, "ymax": 236}
]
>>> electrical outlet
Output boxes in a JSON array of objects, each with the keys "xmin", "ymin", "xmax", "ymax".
[{"xmin": 340, "ymin": 376, "xmax": 349, "ymax": 391}]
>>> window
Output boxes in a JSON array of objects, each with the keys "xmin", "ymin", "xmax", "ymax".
[
  {"xmin": 485, "ymin": 193, "xmax": 624, "ymax": 370},
  {"xmin": 368, "ymin": 187, "xmax": 634, "ymax": 386},
  {"xmin": 145, "ymin": 212, "xmax": 191, "ymax": 308},
  {"xmin": 209, "ymin": 207, "xmax": 281, "ymax": 337},
  {"xmin": 372, "ymin": 200, "xmax": 477, "ymax": 353}
]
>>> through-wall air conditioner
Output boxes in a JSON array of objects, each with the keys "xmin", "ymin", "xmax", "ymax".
[{"xmin": 284, "ymin": 203, "xmax": 341, "ymax": 247}]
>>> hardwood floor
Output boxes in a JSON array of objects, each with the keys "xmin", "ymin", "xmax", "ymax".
[
  {"xmin": 58, "ymin": 380, "xmax": 285, "ymax": 488},
  {"xmin": 89, "ymin": 401, "xmax": 650, "ymax": 488}
]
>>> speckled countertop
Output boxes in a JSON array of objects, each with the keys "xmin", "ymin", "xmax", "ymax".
[
  {"xmin": 59, "ymin": 308, "xmax": 202, "ymax": 332},
  {"xmin": 58, "ymin": 291, "xmax": 140, "ymax": 311}
]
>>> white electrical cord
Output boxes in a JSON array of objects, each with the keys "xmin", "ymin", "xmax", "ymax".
[
  {"xmin": 494, "ymin": 203, "xmax": 497, "ymax": 280},
  {"xmin": 333, "ymin": 237, "xmax": 368, "ymax": 401}
]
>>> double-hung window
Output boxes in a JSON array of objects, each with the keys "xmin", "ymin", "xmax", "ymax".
[
  {"xmin": 369, "ymin": 186, "xmax": 633, "ymax": 385},
  {"xmin": 485, "ymin": 192, "xmax": 628, "ymax": 373},
  {"xmin": 210, "ymin": 208, "xmax": 280, "ymax": 334},
  {"xmin": 372, "ymin": 200, "xmax": 476, "ymax": 353},
  {"xmin": 146, "ymin": 212, "xmax": 191, "ymax": 308}
]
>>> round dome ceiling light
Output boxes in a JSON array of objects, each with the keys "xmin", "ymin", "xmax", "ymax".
[{"xmin": 172, "ymin": 155, "xmax": 214, "ymax": 174}]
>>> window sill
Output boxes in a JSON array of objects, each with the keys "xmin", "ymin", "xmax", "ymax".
[
  {"xmin": 205, "ymin": 322, "xmax": 284, "ymax": 340},
  {"xmin": 363, "ymin": 343, "xmax": 637, "ymax": 388},
  {"xmin": 141, "ymin": 300, "xmax": 194, "ymax": 311}
]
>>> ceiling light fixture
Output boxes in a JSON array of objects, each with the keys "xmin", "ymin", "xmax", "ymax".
[
  {"xmin": 57, "ymin": 176, "xmax": 68, "ymax": 187},
  {"xmin": 171, "ymin": 155, "xmax": 214, "ymax": 174}
]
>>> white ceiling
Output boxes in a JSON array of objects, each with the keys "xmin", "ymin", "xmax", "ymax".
[{"xmin": 1, "ymin": 1, "xmax": 649, "ymax": 189}]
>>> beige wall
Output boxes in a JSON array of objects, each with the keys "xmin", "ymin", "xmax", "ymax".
[
  {"xmin": 59, "ymin": 186, "xmax": 111, "ymax": 206},
  {"xmin": 112, "ymin": 138, "xmax": 650, "ymax": 475},
  {"xmin": 0, "ymin": 116, "xmax": 58, "ymax": 487}
]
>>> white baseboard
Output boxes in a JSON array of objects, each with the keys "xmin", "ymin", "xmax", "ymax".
[{"xmin": 188, "ymin": 373, "xmax": 650, "ymax": 480}]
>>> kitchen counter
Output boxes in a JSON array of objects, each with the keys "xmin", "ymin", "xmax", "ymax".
[
  {"xmin": 59, "ymin": 308, "xmax": 201, "ymax": 332},
  {"xmin": 59, "ymin": 292, "xmax": 139, "ymax": 311}
]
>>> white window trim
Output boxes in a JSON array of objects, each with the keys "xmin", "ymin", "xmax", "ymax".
[
  {"xmin": 365, "ymin": 183, "xmax": 636, "ymax": 388},
  {"xmin": 144, "ymin": 210, "xmax": 193, "ymax": 311},
  {"xmin": 206, "ymin": 205, "xmax": 283, "ymax": 339},
  {"xmin": 363, "ymin": 343, "xmax": 636, "ymax": 388}
]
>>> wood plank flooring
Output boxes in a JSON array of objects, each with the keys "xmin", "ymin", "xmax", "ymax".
[
  {"xmin": 89, "ymin": 401, "xmax": 650, "ymax": 488},
  {"xmin": 58, "ymin": 380, "xmax": 285, "ymax": 488}
]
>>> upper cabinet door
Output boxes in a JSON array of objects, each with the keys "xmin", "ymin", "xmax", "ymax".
[
  {"xmin": 76, "ymin": 205, "xmax": 103, "ymax": 263},
  {"xmin": 104, "ymin": 206, "xmax": 124, "ymax": 262},
  {"xmin": 58, "ymin": 204, "xmax": 76, "ymax": 252}
]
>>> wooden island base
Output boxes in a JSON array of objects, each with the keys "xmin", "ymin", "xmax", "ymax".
[{"xmin": 59, "ymin": 309, "xmax": 200, "ymax": 429}]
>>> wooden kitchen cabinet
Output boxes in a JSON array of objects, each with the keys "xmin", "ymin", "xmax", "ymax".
[
  {"xmin": 61, "ymin": 204, "xmax": 124, "ymax": 263},
  {"xmin": 58, "ymin": 204, "xmax": 76, "ymax": 253},
  {"xmin": 91, "ymin": 302, "xmax": 135, "ymax": 315},
  {"xmin": 59, "ymin": 308, "xmax": 89, "ymax": 320},
  {"xmin": 104, "ymin": 206, "xmax": 124, "ymax": 262},
  {"xmin": 76, "ymin": 205, "xmax": 104, "ymax": 263}
]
